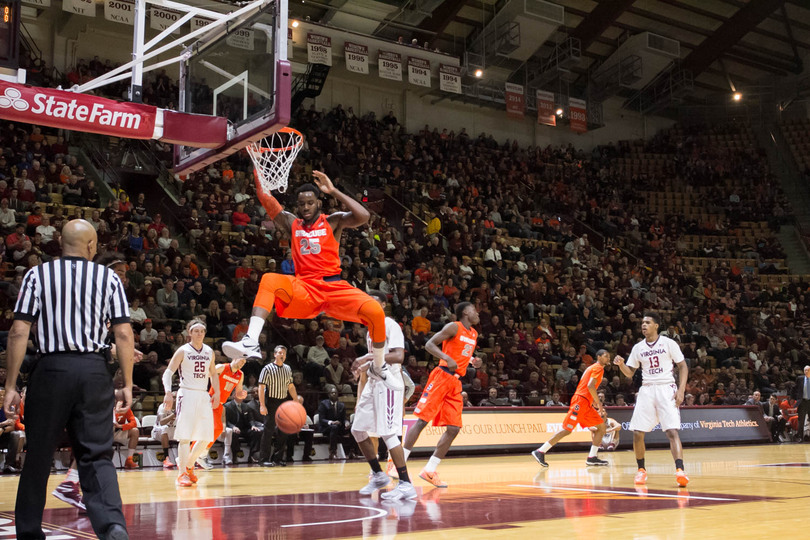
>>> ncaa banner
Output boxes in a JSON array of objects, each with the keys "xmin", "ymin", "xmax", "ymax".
[
  {"xmin": 407, "ymin": 57, "xmax": 431, "ymax": 88},
  {"xmin": 0, "ymin": 80, "xmax": 157, "ymax": 140},
  {"xmin": 569, "ymin": 97, "xmax": 588, "ymax": 133},
  {"xmin": 505, "ymin": 82, "xmax": 524, "ymax": 119},
  {"xmin": 226, "ymin": 28, "xmax": 254, "ymax": 51},
  {"xmin": 105, "ymin": 0, "xmax": 135, "ymax": 25},
  {"xmin": 378, "ymin": 50, "xmax": 402, "ymax": 82},
  {"xmin": 536, "ymin": 89, "xmax": 556, "ymax": 126},
  {"xmin": 439, "ymin": 64, "xmax": 461, "ymax": 94},
  {"xmin": 307, "ymin": 34, "xmax": 332, "ymax": 66},
  {"xmin": 23, "ymin": 0, "xmax": 51, "ymax": 7},
  {"xmin": 344, "ymin": 42, "xmax": 369, "ymax": 75},
  {"xmin": 150, "ymin": 7, "xmax": 182, "ymax": 33},
  {"xmin": 63, "ymin": 0, "xmax": 95, "ymax": 17}
]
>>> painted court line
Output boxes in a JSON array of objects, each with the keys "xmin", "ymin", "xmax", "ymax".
[
  {"xmin": 509, "ymin": 484, "xmax": 739, "ymax": 501},
  {"xmin": 178, "ymin": 502, "xmax": 388, "ymax": 528}
]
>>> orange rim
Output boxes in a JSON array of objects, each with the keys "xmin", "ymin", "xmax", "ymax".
[{"xmin": 250, "ymin": 127, "xmax": 304, "ymax": 154}]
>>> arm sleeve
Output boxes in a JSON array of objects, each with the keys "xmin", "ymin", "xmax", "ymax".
[
  {"xmin": 13, "ymin": 267, "xmax": 39, "ymax": 322},
  {"xmin": 162, "ymin": 366, "xmax": 175, "ymax": 393},
  {"xmin": 121, "ymin": 410, "xmax": 137, "ymax": 430}
]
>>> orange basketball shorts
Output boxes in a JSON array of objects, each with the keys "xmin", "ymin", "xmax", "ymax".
[
  {"xmin": 414, "ymin": 367, "xmax": 463, "ymax": 427},
  {"xmin": 212, "ymin": 405, "xmax": 224, "ymax": 442},
  {"xmin": 562, "ymin": 395, "xmax": 602, "ymax": 432},
  {"xmin": 257, "ymin": 274, "xmax": 376, "ymax": 325}
]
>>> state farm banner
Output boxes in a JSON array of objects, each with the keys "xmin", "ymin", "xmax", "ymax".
[
  {"xmin": 378, "ymin": 50, "xmax": 402, "ymax": 82},
  {"xmin": 344, "ymin": 42, "xmax": 369, "ymax": 75},
  {"xmin": 407, "ymin": 57, "xmax": 431, "ymax": 88},
  {"xmin": 23, "ymin": 0, "xmax": 51, "ymax": 7},
  {"xmin": 63, "ymin": 0, "xmax": 95, "ymax": 17},
  {"xmin": 307, "ymin": 33, "xmax": 332, "ymax": 66},
  {"xmin": 536, "ymin": 89, "xmax": 556, "ymax": 126},
  {"xmin": 569, "ymin": 97, "xmax": 588, "ymax": 133},
  {"xmin": 226, "ymin": 28, "xmax": 254, "ymax": 51},
  {"xmin": 105, "ymin": 0, "xmax": 135, "ymax": 25},
  {"xmin": 150, "ymin": 7, "xmax": 182, "ymax": 33},
  {"xmin": 439, "ymin": 64, "xmax": 462, "ymax": 94},
  {"xmin": 505, "ymin": 82, "xmax": 524, "ymax": 119},
  {"xmin": 0, "ymin": 81, "xmax": 157, "ymax": 140}
]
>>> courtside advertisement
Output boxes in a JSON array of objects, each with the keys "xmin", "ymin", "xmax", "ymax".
[{"xmin": 404, "ymin": 406, "xmax": 769, "ymax": 454}]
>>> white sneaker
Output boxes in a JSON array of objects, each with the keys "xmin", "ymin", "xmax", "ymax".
[
  {"xmin": 222, "ymin": 337, "xmax": 261, "ymax": 360},
  {"xmin": 381, "ymin": 481, "xmax": 418, "ymax": 500},
  {"xmin": 196, "ymin": 457, "xmax": 213, "ymax": 470},
  {"xmin": 359, "ymin": 471, "xmax": 390, "ymax": 495}
]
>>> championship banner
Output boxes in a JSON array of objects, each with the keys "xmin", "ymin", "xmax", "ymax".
[
  {"xmin": 191, "ymin": 16, "xmax": 212, "ymax": 31},
  {"xmin": 404, "ymin": 406, "xmax": 769, "ymax": 454},
  {"xmin": 150, "ymin": 7, "xmax": 182, "ymax": 33},
  {"xmin": 226, "ymin": 28, "xmax": 255, "ymax": 51},
  {"xmin": 63, "ymin": 0, "xmax": 95, "ymax": 17},
  {"xmin": 307, "ymin": 33, "xmax": 332, "ymax": 66},
  {"xmin": 105, "ymin": 0, "xmax": 135, "ymax": 25},
  {"xmin": 344, "ymin": 42, "xmax": 369, "ymax": 75},
  {"xmin": 569, "ymin": 97, "xmax": 588, "ymax": 133},
  {"xmin": 505, "ymin": 82, "xmax": 524, "ymax": 119},
  {"xmin": 439, "ymin": 64, "xmax": 462, "ymax": 94},
  {"xmin": 378, "ymin": 50, "xmax": 402, "ymax": 82},
  {"xmin": 407, "ymin": 57, "xmax": 431, "ymax": 88},
  {"xmin": 0, "ymin": 80, "xmax": 158, "ymax": 140},
  {"xmin": 23, "ymin": 0, "xmax": 52, "ymax": 7},
  {"xmin": 536, "ymin": 89, "xmax": 556, "ymax": 126}
]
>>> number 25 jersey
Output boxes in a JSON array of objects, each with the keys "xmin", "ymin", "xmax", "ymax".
[
  {"xmin": 626, "ymin": 335, "xmax": 684, "ymax": 386},
  {"xmin": 291, "ymin": 214, "xmax": 341, "ymax": 279},
  {"xmin": 178, "ymin": 342, "xmax": 214, "ymax": 392}
]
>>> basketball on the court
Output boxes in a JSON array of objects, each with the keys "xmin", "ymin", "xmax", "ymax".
[{"xmin": 275, "ymin": 401, "xmax": 307, "ymax": 434}]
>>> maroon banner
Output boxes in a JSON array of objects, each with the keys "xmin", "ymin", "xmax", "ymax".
[
  {"xmin": 569, "ymin": 97, "xmax": 587, "ymax": 133},
  {"xmin": 0, "ymin": 80, "xmax": 157, "ymax": 139},
  {"xmin": 505, "ymin": 82, "xmax": 524, "ymax": 119},
  {"xmin": 536, "ymin": 89, "xmax": 556, "ymax": 127}
]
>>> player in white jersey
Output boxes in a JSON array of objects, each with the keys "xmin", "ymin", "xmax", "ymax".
[
  {"xmin": 162, "ymin": 319, "xmax": 219, "ymax": 487},
  {"xmin": 152, "ymin": 392, "xmax": 178, "ymax": 469},
  {"xmin": 614, "ymin": 312, "xmax": 689, "ymax": 487},
  {"xmin": 352, "ymin": 291, "xmax": 417, "ymax": 500}
]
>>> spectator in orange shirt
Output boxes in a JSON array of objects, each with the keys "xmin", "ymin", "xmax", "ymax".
[
  {"xmin": 232, "ymin": 317, "xmax": 250, "ymax": 342},
  {"xmin": 113, "ymin": 404, "xmax": 140, "ymax": 470},
  {"xmin": 322, "ymin": 320, "xmax": 341, "ymax": 350},
  {"xmin": 412, "ymin": 308, "xmax": 431, "ymax": 335}
]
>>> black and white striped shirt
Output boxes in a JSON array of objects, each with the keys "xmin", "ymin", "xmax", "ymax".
[
  {"xmin": 14, "ymin": 256, "xmax": 130, "ymax": 354},
  {"xmin": 259, "ymin": 362, "xmax": 293, "ymax": 399}
]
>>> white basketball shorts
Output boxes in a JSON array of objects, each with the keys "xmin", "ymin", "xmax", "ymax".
[
  {"xmin": 174, "ymin": 388, "xmax": 214, "ymax": 442},
  {"xmin": 352, "ymin": 376, "xmax": 404, "ymax": 438},
  {"xmin": 629, "ymin": 383, "xmax": 681, "ymax": 432},
  {"xmin": 151, "ymin": 424, "xmax": 176, "ymax": 441}
]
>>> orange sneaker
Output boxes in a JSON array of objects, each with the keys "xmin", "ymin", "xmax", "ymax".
[
  {"xmin": 386, "ymin": 460, "xmax": 399, "ymax": 479},
  {"xmin": 634, "ymin": 468, "xmax": 647, "ymax": 485},
  {"xmin": 176, "ymin": 473, "xmax": 193, "ymax": 487},
  {"xmin": 163, "ymin": 458, "xmax": 176, "ymax": 469},
  {"xmin": 186, "ymin": 468, "xmax": 198, "ymax": 484},
  {"xmin": 675, "ymin": 469, "xmax": 689, "ymax": 487},
  {"xmin": 419, "ymin": 469, "xmax": 448, "ymax": 488},
  {"xmin": 124, "ymin": 457, "xmax": 138, "ymax": 470}
]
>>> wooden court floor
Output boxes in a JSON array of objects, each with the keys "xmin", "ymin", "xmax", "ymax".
[{"xmin": 1, "ymin": 444, "xmax": 809, "ymax": 539}]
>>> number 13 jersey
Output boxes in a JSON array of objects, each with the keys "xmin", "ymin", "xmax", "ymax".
[
  {"xmin": 292, "ymin": 214, "xmax": 341, "ymax": 279},
  {"xmin": 626, "ymin": 335, "xmax": 684, "ymax": 386},
  {"xmin": 178, "ymin": 342, "xmax": 214, "ymax": 392}
]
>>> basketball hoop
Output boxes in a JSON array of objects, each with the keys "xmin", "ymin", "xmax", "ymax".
[{"xmin": 247, "ymin": 127, "xmax": 304, "ymax": 194}]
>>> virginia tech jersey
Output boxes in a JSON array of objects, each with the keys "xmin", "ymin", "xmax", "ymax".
[{"xmin": 177, "ymin": 342, "xmax": 214, "ymax": 391}]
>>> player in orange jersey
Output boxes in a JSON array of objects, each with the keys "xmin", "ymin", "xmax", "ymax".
[
  {"xmin": 222, "ymin": 171, "xmax": 388, "ymax": 373},
  {"xmin": 401, "ymin": 302, "xmax": 481, "ymax": 488},
  {"xmin": 532, "ymin": 350, "xmax": 613, "ymax": 467},
  {"xmin": 190, "ymin": 357, "xmax": 246, "ymax": 468}
]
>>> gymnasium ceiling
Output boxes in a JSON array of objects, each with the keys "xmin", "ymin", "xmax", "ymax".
[{"xmin": 274, "ymin": 0, "xmax": 810, "ymax": 105}]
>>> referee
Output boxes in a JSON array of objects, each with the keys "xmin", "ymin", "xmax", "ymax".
[
  {"xmin": 258, "ymin": 345, "xmax": 298, "ymax": 467},
  {"xmin": 3, "ymin": 219, "xmax": 133, "ymax": 540}
]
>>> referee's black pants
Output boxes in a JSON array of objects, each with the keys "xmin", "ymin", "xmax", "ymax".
[
  {"xmin": 259, "ymin": 397, "xmax": 288, "ymax": 463},
  {"xmin": 16, "ymin": 354, "xmax": 126, "ymax": 539}
]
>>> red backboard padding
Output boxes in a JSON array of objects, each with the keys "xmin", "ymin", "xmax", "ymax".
[{"xmin": 161, "ymin": 110, "xmax": 228, "ymax": 149}]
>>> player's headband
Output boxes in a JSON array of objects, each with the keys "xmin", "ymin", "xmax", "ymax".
[{"xmin": 188, "ymin": 321, "xmax": 206, "ymax": 332}]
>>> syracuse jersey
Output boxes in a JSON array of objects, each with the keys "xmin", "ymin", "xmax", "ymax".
[
  {"xmin": 574, "ymin": 363, "xmax": 605, "ymax": 403},
  {"xmin": 440, "ymin": 322, "xmax": 478, "ymax": 376},
  {"xmin": 291, "ymin": 214, "xmax": 341, "ymax": 278},
  {"xmin": 211, "ymin": 364, "xmax": 244, "ymax": 406}
]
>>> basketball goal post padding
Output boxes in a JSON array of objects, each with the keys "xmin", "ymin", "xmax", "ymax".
[{"xmin": 0, "ymin": 79, "xmax": 227, "ymax": 148}]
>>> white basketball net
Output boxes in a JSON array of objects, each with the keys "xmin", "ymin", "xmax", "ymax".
[{"xmin": 247, "ymin": 127, "xmax": 303, "ymax": 194}]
